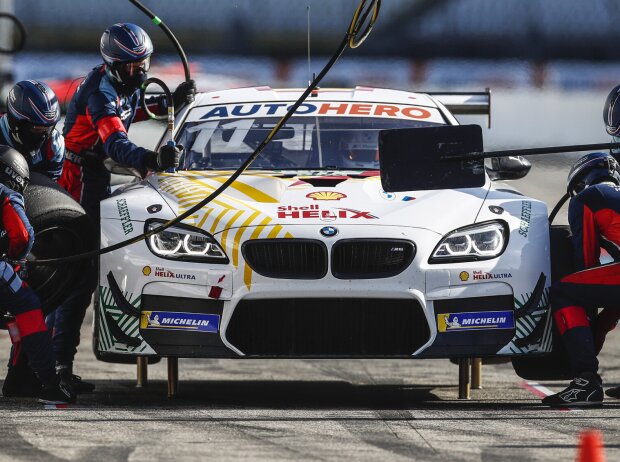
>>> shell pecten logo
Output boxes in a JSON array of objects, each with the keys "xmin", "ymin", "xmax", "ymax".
[
  {"xmin": 306, "ymin": 191, "xmax": 347, "ymax": 201},
  {"xmin": 143, "ymin": 266, "xmax": 152, "ymax": 276},
  {"xmin": 459, "ymin": 271, "xmax": 469, "ymax": 282}
]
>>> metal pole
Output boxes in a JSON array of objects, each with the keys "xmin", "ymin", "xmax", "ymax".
[
  {"xmin": 471, "ymin": 357, "xmax": 482, "ymax": 389},
  {"xmin": 458, "ymin": 358, "xmax": 471, "ymax": 399},
  {"xmin": 442, "ymin": 141, "xmax": 620, "ymax": 162},
  {"xmin": 167, "ymin": 357, "xmax": 178, "ymax": 398},
  {"xmin": 136, "ymin": 356, "xmax": 148, "ymax": 388}
]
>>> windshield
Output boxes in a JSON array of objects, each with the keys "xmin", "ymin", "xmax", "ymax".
[{"xmin": 178, "ymin": 116, "xmax": 443, "ymax": 170}]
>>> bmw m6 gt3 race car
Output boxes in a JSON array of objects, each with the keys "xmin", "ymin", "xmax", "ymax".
[{"xmin": 94, "ymin": 86, "xmax": 555, "ymax": 375}]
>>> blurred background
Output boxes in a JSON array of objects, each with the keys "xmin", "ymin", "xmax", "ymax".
[{"xmin": 1, "ymin": 0, "xmax": 620, "ymax": 215}]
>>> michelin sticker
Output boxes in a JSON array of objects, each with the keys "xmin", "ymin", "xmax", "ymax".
[
  {"xmin": 437, "ymin": 311, "xmax": 515, "ymax": 332},
  {"xmin": 140, "ymin": 311, "xmax": 220, "ymax": 333}
]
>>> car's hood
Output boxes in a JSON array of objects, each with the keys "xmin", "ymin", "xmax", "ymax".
[{"xmin": 148, "ymin": 171, "xmax": 490, "ymax": 235}]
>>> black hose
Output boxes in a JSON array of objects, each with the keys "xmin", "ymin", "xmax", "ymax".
[
  {"xmin": 548, "ymin": 192, "xmax": 570, "ymax": 225},
  {"xmin": 347, "ymin": 0, "xmax": 381, "ymax": 48},
  {"xmin": 128, "ymin": 0, "xmax": 190, "ymax": 82},
  {"xmin": 139, "ymin": 77, "xmax": 172, "ymax": 122},
  {"xmin": 30, "ymin": 0, "xmax": 381, "ymax": 266},
  {"xmin": 0, "ymin": 13, "xmax": 26, "ymax": 54}
]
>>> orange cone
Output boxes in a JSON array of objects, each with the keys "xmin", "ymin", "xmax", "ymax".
[{"xmin": 576, "ymin": 429, "xmax": 606, "ymax": 462}]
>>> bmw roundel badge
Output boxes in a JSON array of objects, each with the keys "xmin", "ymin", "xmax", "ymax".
[{"xmin": 320, "ymin": 226, "xmax": 338, "ymax": 237}]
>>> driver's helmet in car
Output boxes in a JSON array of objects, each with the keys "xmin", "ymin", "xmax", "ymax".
[
  {"xmin": 336, "ymin": 130, "xmax": 379, "ymax": 169},
  {"xmin": 567, "ymin": 151, "xmax": 620, "ymax": 197}
]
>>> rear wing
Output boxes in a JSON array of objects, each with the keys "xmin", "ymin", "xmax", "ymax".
[{"xmin": 428, "ymin": 89, "xmax": 492, "ymax": 128}]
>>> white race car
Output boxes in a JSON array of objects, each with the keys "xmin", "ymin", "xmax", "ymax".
[{"xmin": 94, "ymin": 86, "xmax": 560, "ymax": 378}]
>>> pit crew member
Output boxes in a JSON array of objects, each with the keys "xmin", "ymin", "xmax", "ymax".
[
  {"xmin": 59, "ymin": 22, "xmax": 195, "ymax": 221},
  {"xmin": 0, "ymin": 145, "xmax": 75, "ymax": 404},
  {"xmin": 543, "ymin": 152, "xmax": 620, "ymax": 406},
  {"xmin": 56, "ymin": 23, "xmax": 193, "ymax": 390}
]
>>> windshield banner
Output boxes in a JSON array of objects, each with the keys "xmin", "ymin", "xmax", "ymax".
[{"xmin": 187, "ymin": 101, "xmax": 445, "ymax": 123}]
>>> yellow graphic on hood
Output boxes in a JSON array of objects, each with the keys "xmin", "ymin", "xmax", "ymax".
[{"xmin": 157, "ymin": 173, "xmax": 293, "ymax": 290}]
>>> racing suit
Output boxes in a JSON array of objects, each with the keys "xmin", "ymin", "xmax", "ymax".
[
  {"xmin": 551, "ymin": 182, "xmax": 620, "ymax": 375},
  {"xmin": 55, "ymin": 64, "xmax": 163, "ymax": 368},
  {"xmin": 0, "ymin": 115, "xmax": 65, "ymax": 181},
  {"xmin": 0, "ymin": 113, "xmax": 69, "ymax": 378},
  {"xmin": 0, "ymin": 183, "xmax": 56, "ymax": 386},
  {"xmin": 60, "ymin": 64, "xmax": 163, "ymax": 221}
]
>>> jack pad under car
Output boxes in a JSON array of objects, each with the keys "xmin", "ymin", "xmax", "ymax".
[{"xmin": 379, "ymin": 125, "xmax": 485, "ymax": 192}]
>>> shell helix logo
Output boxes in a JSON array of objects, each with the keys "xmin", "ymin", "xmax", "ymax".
[{"xmin": 306, "ymin": 191, "xmax": 347, "ymax": 201}]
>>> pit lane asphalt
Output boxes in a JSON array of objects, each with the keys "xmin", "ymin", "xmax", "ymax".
[
  {"xmin": 2, "ymin": 316, "xmax": 620, "ymax": 462},
  {"xmin": 1, "ymin": 90, "xmax": 620, "ymax": 461}
]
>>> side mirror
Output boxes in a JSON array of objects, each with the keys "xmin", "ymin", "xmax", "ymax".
[{"xmin": 486, "ymin": 156, "xmax": 531, "ymax": 181}]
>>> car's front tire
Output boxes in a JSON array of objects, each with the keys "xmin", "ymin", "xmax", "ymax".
[{"xmin": 23, "ymin": 173, "xmax": 96, "ymax": 314}]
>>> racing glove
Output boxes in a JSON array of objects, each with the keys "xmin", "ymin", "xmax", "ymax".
[
  {"xmin": 172, "ymin": 80, "xmax": 196, "ymax": 109},
  {"xmin": 144, "ymin": 144, "xmax": 182, "ymax": 172}
]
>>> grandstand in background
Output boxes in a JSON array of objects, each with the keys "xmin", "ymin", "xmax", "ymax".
[
  {"xmin": 3, "ymin": 1, "xmax": 620, "ymax": 92},
  {"xmin": 14, "ymin": 0, "xmax": 620, "ymax": 60}
]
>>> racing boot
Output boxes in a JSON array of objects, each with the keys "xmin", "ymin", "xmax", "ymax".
[
  {"xmin": 38, "ymin": 376, "xmax": 76, "ymax": 405},
  {"xmin": 542, "ymin": 372, "xmax": 603, "ymax": 407},
  {"xmin": 2, "ymin": 351, "xmax": 41, "ymax": 398},
  {"xmin": 56, "ymin": 363, "xmax": 95, "ymax": 394}
]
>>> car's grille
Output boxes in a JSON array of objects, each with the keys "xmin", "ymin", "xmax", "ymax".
[
  {"xmin": 226, "ymin": 298, "xmax": 430, "ymax": 356},
  {"xmin": 332, "ymin": 239, "xmax": 415, "ymax": 279},
  {"xmin": 242, "ymin": 239, "xmax": 327, "ymax": 279}
]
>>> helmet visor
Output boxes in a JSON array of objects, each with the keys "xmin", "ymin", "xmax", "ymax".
[
  {"xmin": 25, "ymin": 122, "xmax": 55, "ymax": 136},
  {"xmin": 121, "ymin": 56, "xmax": 151, "ymax": 76}
]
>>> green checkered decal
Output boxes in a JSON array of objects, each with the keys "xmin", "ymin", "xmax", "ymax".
[
  {"xmin": 97, "ymin": 285, "xmax": 154, "ymax": 354},
  {"xmin": 502, "ymin": 287, "xmax": 552, "ymax": 354}
]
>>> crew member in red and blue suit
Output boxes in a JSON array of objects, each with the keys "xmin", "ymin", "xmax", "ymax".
[
  {"xmin": 60, "ymin": 22, "xmax": 195, "ymax": 221},
  {"xmin": 56, "ymin": 23, "xmax": 194, "ymax": 385},
  {"xmin": 543, "ymin": 152, "xmax": 620, "ymax": 406},
  {"xmin": 0, "ymin": 80, "xmax": 87, "ymax": 397},
  {"xmin": 0, "ymin": 145, "xmax": 75, "ymax": 404}
]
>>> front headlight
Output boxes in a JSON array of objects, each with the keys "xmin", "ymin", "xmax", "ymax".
[
  {"xmin": 145, "ymin": 220, "xmax": 229, "ymax": 263},
  {"xmin": 429, "ymin": 220, "xmax": 508, "ymax": 263}
]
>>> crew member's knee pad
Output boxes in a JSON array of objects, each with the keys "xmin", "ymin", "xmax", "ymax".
[
  {"xmin": 15, "ymin": 309, "xmax": 48, "ymax": 338},
  {"xmin": 553, "ymin": 305, "xmax": 589, "ymax": 335}
]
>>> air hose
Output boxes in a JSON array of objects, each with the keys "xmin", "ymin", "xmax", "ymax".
[
  {"xmin": 31, "ymin": 0, "xmax": 382, "ymax": 265},
  {"xmin": 548, "ymin": 192, "xmax": 570, "ymax": 225},
  {"xmin": 0, "ymin": 12, "xmax": 26, "ymax": 54},
  {"xmin": 128, "ymin": 0, "xmax": 190, "ymax": 82}
]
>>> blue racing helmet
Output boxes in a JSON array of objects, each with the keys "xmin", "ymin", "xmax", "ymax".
[
  {"xmin": 567, "ymin": 152, "xmax": 620, "ymax": 197},
  {"xmin": 100, "ymin": 23, "xmax": 153, "ymax": 89},
  {"xmin": 6, "ymin": 80, "xmax": 60, "ymax": 154}
]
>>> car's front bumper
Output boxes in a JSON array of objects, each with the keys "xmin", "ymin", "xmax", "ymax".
[{"xmin": 97, "ymin": 218, "xmax": 551, "ymax": 359}]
